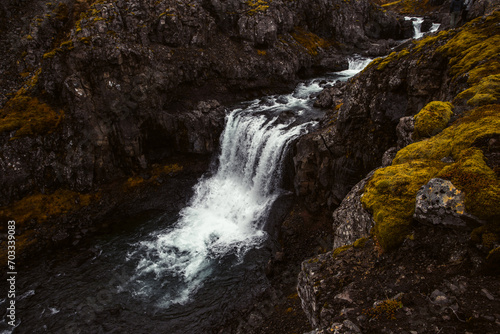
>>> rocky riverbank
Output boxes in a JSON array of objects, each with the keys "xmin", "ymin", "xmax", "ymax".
[
  {"xmin": 0, "ymin": 0, "xmax": 499, "ymax": 333},
  {"xmin": 0, "ymin": 0, "xmax": 415, "ymax": 262},
  {"xmin": 293, "ymin": 6, "xmax": 500, "ymax": 334}
]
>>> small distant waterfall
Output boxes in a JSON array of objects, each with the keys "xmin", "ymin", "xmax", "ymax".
[{"xmin": 405, "ymin": 16, "xmax": 440, "ymax": 39}]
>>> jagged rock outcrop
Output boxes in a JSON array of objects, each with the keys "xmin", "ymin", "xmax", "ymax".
[
  {"xmin": 331, "ymin": 170, "xmax": 376, "ymax": 249},
  {"xmin": 298, "ymin": 9, "xmax": 500, "ymax": 332},
  {"xmin": 0, "ymin": 0, "xmax": 412, "ymax": 206},
  {"xmin": 293, "ymin": 24, "xmax": 454, "ymax": 211},
  {"xmin": 396, "ymin": 115, "xmax": 415, "ymax": 149},
  {"xmin": 297, "ymin": 227, "xmax": 500, "ymax": 334}
]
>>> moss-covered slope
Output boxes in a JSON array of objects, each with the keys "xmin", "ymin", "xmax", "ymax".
[{"xmin": 361, "ymin": 11, "xmax": 500, "ymax": 252}]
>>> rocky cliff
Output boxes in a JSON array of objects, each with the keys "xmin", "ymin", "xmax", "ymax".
[
  {"xmin": 296, "ymin": 7, "xmax": 500, "ymax": 333},
  {"xmin": 0, "ymin": 0, "xmax": 412, "ymax": 207}
]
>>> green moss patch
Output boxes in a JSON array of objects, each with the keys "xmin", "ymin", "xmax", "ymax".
[
  {"xmin": 363, "ymin": 105, "xmax": 500, "ymax": 251},
  {"xmin": 412, "ymin": 30, "xmax": 450, "ymax": 53},
  {"xmin": 374, "ymin": 49, "xmax": 410, "ymax": 71},
  {"xmin": 332, "ymin": 244, "xmax": 352, "ymax": 258},
  {"xmin": 361, "ymin": 161, "xmax": 445, "ymax": 251},
  {"xmin": 456, "ymin": 74, "xmax": 500, "ymax": 106},
  {"xmin": 394, "ymin": 105, "xmax": 500, "ymax": 165},
  {"xmin": 0, "ymin": 189, "xmax": 97, "ymax": 225},
  {"xmin": 471, "ymin": 224, "xmax": 500, "ymax": 251},
  {"xmin": 0, "ymin": 95, "xmax": 63, "ymax": 138},
  {"xmin": 246, "ymin": 0, "xmax": 270, "ymax": 15},
  {"xmin": 363, "ymin": 299, "xmax": 403, "ymax": 320},
  {"xmin": 413, "ymin": 101, "xmax": 453, "ymax": 139},
  {"xmin": 291, "ymin": 27, "xmax": 330, "ymax": 56},
  {"xmin": 437, "ymin": 12, "xmax": 500, "ymax": 77},
  {"xmin": 353, "ymin": 237, "xmax": 368, "ymax": 248},
  {"xmin": 124, "ymin": 163, "xmax": 183, "ymax": 191},
  {"xmin": 439, "ymin": 147, "xmax": 500, "ymax": 219}
]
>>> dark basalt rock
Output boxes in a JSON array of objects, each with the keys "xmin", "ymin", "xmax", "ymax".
[
  {"xmin": 0, "ymin": 0, "xmax": 410, "ymax": 206},
  {"xmin": 331, "ymin": 170, "xmax": 376, "ymax": 249},
  {"xmin": 292, "ymin": 29, "xmax": 453, "ymax": 211}
]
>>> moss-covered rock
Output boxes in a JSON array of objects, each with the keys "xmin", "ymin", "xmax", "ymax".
[
  {"xmin": 413, "ymin": 101, "xmax": 453, "ymax": 139},
  {"xmin": 437, "ymin": 12, "xmax": 500, "ymax": 80},
  {"xmin": 363, "ymin": 104, "xmax": 500, "ymax": 251},
  {"xmin": 371, "ymin": 49, "xmax": 410, "ymax": 71},
  {"xmin": 291, "ymin": 27, "xmax": 331, "ymax": 56},
  {"xmin": 0, "ymin": 189, "xmax": 97, "ymax": 225},
  {"xmin": 0, "ymin": 95, "xmax": 63, "ymax": 138},
  {"xmin": 457, "ymin": 74, "xmax": 500, "ymax": 106},
  {"xmin": 361, "ymin": 160, "xmax": 445, "ymax": 251}
]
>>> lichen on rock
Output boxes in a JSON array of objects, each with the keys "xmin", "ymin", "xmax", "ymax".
[{"xmin": 413, "ymin": 178, "xmax": 467, "ymax": 227}]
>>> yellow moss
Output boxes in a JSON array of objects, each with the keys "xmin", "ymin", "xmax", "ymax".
[
  {"xmin": 79, "ymin": 36, "xmax": 92, "ymax": 44},
  {"xmin": 468, "ymin": 60, "xmax": 500, "ymax": 85},
  {"xmin": 362, "ymin": 161, "xmax": 445, "ymax": 251},
  {"xmin": 353, "ymin": 237, "xmax": 368, "ymax": 248},
  {"xmin": 332, "ymin": 244, "xmax": 352, "ymax": 258},
  {"xmin": 257, "ymin": 49, "xmax": 267, "ymax": 56},
  {"xmin": 456, "ymin": 74, "xmax": 500, "ymax": 106},
  {"xmin": 394, "ymin": 105, "xmax": 500, "ymax": 165},
  {"xmin": 388, "ymin": 105, "xmax": 500, "ymax": 221},
  {"xmin": 124, "ymin": 164, "xmax": 183, "ymax": 190},
  {"xmin": 60, "ymin": 40, "xmax": 74, "ymax": 49},
  {"xmin": 376, "ymin": 49, "xmax": 410, "ymax": 71},
  {"xmin": 0, "ymin": 189, "xmax": 96, "ymax": 225},
  {"xmin": 436, "ymin": 11, "xmax": 500, "ymax": 84},
  {"xmin": 363, "ymin": 299, "xmax": 403, "ymax": 320},
  {"xmin": 449, "ymin": 35, "xmax": 500, "ymax": 80},
  {"xmin": 412, "ymin": 30, "xmax": 450, "ymax": 53},
  {"xmin": 291, "ymin": 27, "xmax": 330, "ymax": 56},
  {"xmin": 16, "ymin": 68, "xmax": 41, "ymax": 96},
  {"xmin": 439, "ymin": 148, "xmax": 500, "ymax": 219},
  {"xmin": 381, "ymin": 0, "xmax": 402, "ymax": 7},
  {"xmin": 0, "ymin": 95, "xmax": 64, "ymax": 138},
  {"xmin": 246, "ymin": 0, "xmax": 270, "ymax": 15},
  {"xmin": 413, "ymin": 101, "xmax": 453, "ymax": 139},
  {"xmin": 471, "ymin": 223, "xmax": 500, "ymax": 251},
  {"xmin": 124, "ymin": 176, "xmax": 145, "ymax": 190},
  {"xmin": 152, "ymin": 163, "xmax": 183, "ymax": 177},
  {"xmin": 42, "ymin": 48, "xmax": 61, "ymax": 59}
]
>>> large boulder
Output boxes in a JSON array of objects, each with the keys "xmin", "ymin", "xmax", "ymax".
[{"xmin": 332, "ymin": 170, "xmax": 376, "ymax": 249}]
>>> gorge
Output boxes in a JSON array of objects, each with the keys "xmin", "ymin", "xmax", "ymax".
[{"xmin": 1, "ymin": 0, "xmax": 499, "ymax": 333}]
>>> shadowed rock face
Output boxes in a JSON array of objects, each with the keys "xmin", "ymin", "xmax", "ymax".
[
  {"xmin": 0, "ymin": 0, "xmax": 409, "ymax": 205},
  {"xmin": 293, "ymin": 37, "xmax": 453, "ymax": 212}
]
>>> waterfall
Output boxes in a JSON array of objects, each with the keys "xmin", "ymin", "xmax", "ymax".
[
  {"xmin": 405, "ymin": 17, "xmax": 441, "ymax": 39},
  {"xmin": 126, "ymin": 106, "xmax": 316, "ymax": 307},
  {"xmin": 121, "ymin": 55, "xmax": 372, "ymax": 309}
]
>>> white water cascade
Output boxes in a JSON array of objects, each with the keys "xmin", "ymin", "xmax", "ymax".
[
  {"xmin": 405, "ymin": 16, "xmax": 440, "ymax": 39},
  {"xmin": 126, "ymin": 104, "xmax": 317, "ymax": 307},
  {"xmin": 122, "ymin": 57, "xmax": 371, "ymax": 309}
]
